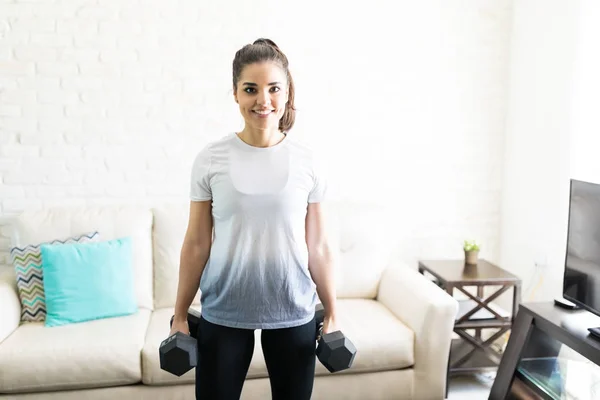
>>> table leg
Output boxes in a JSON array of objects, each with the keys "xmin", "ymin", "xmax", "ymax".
[
  {"xmin": 489, "ymin": 309, "xmax": 534, "ymax": 400},
  {"xmin": 446, "ymin": 283, "xmax": 453, "ymax": 399},
  {"xmin": 513, "ymin": 283, "xmax": 522, "ymax": 323},
  {"xmin": 476, "ymin": 286, "xmax": 484, "ymax": 340}
]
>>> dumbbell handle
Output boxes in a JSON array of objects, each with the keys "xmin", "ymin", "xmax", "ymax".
[
  {"xmin": 170, "ymin": 308, "xmax": 202, "ymax": 339},
  {"xmin": 315, "ymin": 303, "xmax": 325, "ymax": 338},
  {"xmin": 315, "ymin": 303, "xmax": 345, "ymax": 339},
  {"xmin": 316, "ymin": 320, "xmax": 345, "ymax": 342}
]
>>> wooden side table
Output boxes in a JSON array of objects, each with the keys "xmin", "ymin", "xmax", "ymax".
[{"xmin": 418, "ymin": 259, "xmax": 522, "ymax": 375}]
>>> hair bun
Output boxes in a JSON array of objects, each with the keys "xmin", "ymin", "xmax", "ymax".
[{"xmin": 253, "ymin": 38, "xmax": 279, "ymax": 48}]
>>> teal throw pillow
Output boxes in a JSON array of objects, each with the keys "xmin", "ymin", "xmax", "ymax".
[{"xmin": 40, "ymin": 237, "xmax": 138, "ymax": 327}]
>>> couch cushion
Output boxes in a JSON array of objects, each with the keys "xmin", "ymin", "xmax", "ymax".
[
  {"xmin": 9, "ymin": 206, "xmax": 154, "ymax": 310},
  {"xmin": 327, "ymin": 203, "xmax": 397, "ymax": 299},
  {"xmin": 317, "ymin": 299, "xmax": 415, "ymax": 375},
  {"xmin": 152, "ymin": 204, "xmax": 201, "ymax": 309},
  {"xmin": 0, "ymin": 309, "xmax": 151, "ymax": 394},
  {"xmin": 141, "ymin": 298, "xmax": 413, "ymax": 386}
]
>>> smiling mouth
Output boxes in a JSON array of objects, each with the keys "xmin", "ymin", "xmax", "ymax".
[{"xmin": 252, "ymin": 110, "xmax": 273, "ymax": 115}]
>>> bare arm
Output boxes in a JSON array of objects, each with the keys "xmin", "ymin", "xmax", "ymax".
[
  {"xmin": 306, "ymin": 202, "xmax": 338, "ymax": 320},
  {"xmin": 173, "ymin": 200, "xmax": 213, "ymax": 322}
]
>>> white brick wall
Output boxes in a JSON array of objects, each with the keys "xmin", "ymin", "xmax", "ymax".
[{"xmin": 0, "ymin": 0, "xmax": 512, "ymax": 269}]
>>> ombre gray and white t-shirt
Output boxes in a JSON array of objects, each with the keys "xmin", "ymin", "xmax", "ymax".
[{"xmin": 190, "ymin": 132, "xmax": 328, "ymax": 329}]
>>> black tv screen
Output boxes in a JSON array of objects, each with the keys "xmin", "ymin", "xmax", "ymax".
[{"xmin": 563, "ymin": 179, "xmax": 600, "ymax": 317}]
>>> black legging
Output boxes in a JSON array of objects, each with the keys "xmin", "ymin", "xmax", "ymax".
[{"xmin": 195, "ymin": 315, "xmax": 317, "ymax": 400}]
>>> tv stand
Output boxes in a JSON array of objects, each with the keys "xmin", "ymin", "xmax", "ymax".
[{"xmin": 489, "ymin": 302, "xmax": 600, "ymax": 399}]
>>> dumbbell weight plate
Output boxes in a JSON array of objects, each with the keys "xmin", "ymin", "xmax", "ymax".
[
  {"xmin": 316, "ymin": 331, "xmax": 357, "ymax": 373},
  {"xmin": 159, "ymin": 331, "xmax": 198, "ymax": 377}
]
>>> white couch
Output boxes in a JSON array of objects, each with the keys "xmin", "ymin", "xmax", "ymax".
[{"xmin": 0, "ymin": 202, "xmax": 458, "ymax": 400}]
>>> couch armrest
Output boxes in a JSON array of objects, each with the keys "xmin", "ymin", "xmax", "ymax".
[
  {"xmin": 0, "ymin": 268, "xmax": 21, "ymax": 344},
  {"xmin": 377, "ymin": 262, "xmax": 458, "ymax": 400}
]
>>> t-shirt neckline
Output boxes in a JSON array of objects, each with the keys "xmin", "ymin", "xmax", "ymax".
[{"xmin": 232, "ymin": 132, "xmax": 288, "ymax": 152}]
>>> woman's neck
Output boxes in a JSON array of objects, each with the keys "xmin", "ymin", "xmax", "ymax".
[{"xmin": 237, "ymin": 127, "xmax": 285, "ymax": 148}]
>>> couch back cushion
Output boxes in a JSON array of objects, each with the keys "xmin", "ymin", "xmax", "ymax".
[
  {"xmin": 10, "ymin": 206, "xmax": 154, "ymax": 310},
  {"xmin": 152, "ymin": 201, "xmax": 395, "ymax": 308},
  {"xmin": 152, "ymin": 205, "xmax": 201, "ymax": 309},
  {"xmin": 326, "ymin": 202, "xmax": 396, "ymax": 299}
]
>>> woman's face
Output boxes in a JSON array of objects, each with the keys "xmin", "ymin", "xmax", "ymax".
[{"xmin": 234, "ymin": 61, "xmax": 289, "ymax": 132}]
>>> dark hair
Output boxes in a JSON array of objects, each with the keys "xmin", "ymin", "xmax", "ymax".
[{"xmin": 233, "ymin": 38, "xmax": 296, "ymax": 132}]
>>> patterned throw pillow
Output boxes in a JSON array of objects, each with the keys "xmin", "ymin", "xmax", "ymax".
[{"xmin": 10, "ymin": 232, "xmax": 100, "ymax": 322}]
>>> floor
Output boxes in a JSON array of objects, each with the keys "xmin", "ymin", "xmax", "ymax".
[{"xmin": 447, "ymin": 373, "xmax": 494, "ymax": 400}]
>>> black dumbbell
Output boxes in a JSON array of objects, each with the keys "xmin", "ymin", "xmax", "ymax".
[
  {"xmin": 159, "ymin": 308, "xmax": 202, "ymax": 376},
  {"xmin": 314, "ymin": 303, "xmax": 357, "ymax": 373}
]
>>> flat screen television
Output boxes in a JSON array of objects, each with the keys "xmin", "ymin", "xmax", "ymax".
[{"xmin": 563, "ymin": 178, "xmax": 600, "ymax": 336}]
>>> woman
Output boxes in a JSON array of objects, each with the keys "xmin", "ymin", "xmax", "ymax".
[{"xmin": 170, "ymin": 38, "xmax": 338, "ymax": 400}]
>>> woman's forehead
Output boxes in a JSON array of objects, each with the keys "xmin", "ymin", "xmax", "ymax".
[{"xmin": 240, "ymin": 62, "xmax": 286, "ymax": 83}]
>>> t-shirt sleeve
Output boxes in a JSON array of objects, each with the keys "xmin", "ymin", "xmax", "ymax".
[
  {"xmin": 190, "ymin": 144, "xmax": 212, "ymax": 201},
  {"xmin": 308, "ymin": 153, "xmax": 328, "ymax": 203}
]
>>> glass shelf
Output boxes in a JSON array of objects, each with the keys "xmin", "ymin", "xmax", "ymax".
[{"xmin": 517, "ymin": 356, "xmax": 600, "ymax": 400}]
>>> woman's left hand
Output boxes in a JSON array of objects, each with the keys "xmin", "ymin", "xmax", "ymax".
[{"xmin": 322, "ymin": 316, "xmax": 340, "ymax": 336}]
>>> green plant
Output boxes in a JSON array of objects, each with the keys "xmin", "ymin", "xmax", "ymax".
[{"xmin": 463, "ymin": 240, "xmax": 480, "ymax": 252}]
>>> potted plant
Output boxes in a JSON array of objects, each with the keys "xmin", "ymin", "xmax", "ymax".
[{"xmin": 463, "ymin": 240, "xmax": 480, "ymax": 265}]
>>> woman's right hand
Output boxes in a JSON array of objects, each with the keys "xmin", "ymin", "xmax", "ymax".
[{"xmin": 169, "ymin": 318, "xmax": 190, "ymax": 337}]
